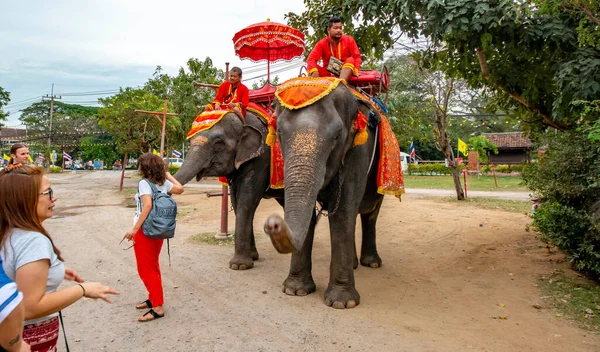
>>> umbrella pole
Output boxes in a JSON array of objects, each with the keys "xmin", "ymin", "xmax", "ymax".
[{"xmin": 267, "ymin": 43, "xmax": 270, "ymax": 82}]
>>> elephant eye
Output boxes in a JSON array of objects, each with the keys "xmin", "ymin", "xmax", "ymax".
[{"xmin": 213, "ymin": 138, "xmax": 225, "ymax": 150}]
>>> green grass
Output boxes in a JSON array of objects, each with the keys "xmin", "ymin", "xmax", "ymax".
[
  {"xmin": 189, "ymin": 232, "xmax": 235, "ymax": 246},
  {"xmin": 404, "ymin": 175, "xmax": 529, "ymax": 192},
  {"xmin": 539, "ymin": 275, "xmax": 600, "ymax": 332},
  {"xmin": 433, "ymin": 197, "xmax": 531, "ymax": 214}
]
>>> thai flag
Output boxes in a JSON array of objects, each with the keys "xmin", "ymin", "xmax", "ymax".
[
  {"xmin": 63, "ymin": 152, "xmax": 72, "ymax": 161},
  {"xmin": 38, "ymin": 152, "xmax": 45, "ymax": 160},
  {"xmin": 172, "ymin": 149, "xmax": 182, "ymax": 158},
  {"xmin": 409, "ymin": 141, "xmax": 416, "ymax": 163}
]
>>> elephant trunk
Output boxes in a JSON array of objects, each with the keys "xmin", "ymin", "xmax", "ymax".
[
  {"xmin": 265, "ymin": 131, "xmax": 326, "ymax": 253},
  {"xmin": 174, "ymin": 145, "xmax": 210, "ymax": 185}
]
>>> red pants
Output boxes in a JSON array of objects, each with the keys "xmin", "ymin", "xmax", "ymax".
[{"xmin": 133, "ymin": 228, "xmax": 164, "ymax": 306}]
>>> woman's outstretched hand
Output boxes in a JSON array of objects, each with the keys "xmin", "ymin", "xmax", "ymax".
[{"xmin": 81, "ymin": 282, "xmax": 119, "ymax": 303}]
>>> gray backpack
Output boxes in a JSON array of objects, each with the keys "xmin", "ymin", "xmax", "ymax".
[{"xmin": 140, "ymin": 179, "xmax": 177, "ymax": 239}]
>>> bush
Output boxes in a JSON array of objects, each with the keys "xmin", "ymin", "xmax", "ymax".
[
  {"xmin": 533, "ymin": 201, "xmax": 600, "ymax": 276},
  {"xmin": 49, "ymin": 166, "xmax": 62, "ymax": 173},
  {"xmin": 523, "ymin": 130, "xmax": 600, "ymax": 278},
  {"xmin": 495, "ymin": 164, "xmax": 510, "ymax": 173},
  {"xmin": 168, "ymin": 165, "xmax": 180, "ymax": 175},
  {"xmin": 409, "ymin": 163, "xmax": 465, "ymax": 175}
]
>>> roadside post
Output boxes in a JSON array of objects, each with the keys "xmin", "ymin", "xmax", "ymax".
[{"xmin": 462, "ymin": 168, "xmax": 468, "ymax": 198}]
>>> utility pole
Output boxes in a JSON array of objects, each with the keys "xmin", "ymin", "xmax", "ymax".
[{"xmin": 43, "ymin": 83, "xmax": 61, "ymax": 167}]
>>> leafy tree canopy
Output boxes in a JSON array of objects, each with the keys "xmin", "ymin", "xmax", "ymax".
[
  {"xmin": 98, "ymin": 88, "xmax": 180, "ymax": 154},
  {"xmin": 287, "ymin": 0, "xmax": 600, "ymax": 131},
  {"xmin": 144, "ymin": 57, "xmax": 224, "ymax": 146},
  {"xmin": 0, "ymin": 86, "xmax": 10, "ymax": 125}
]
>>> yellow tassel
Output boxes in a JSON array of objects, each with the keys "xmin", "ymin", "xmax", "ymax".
[
  {"xmin": 266, "ymin": 126, "xmax": 277, "ymax": 147},
  {"xmin": 353, "ymin": 129, "xmax": 368, "ymax": 146}
]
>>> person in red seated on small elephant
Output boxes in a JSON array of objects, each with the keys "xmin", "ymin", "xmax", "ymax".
[
  {"xmin": 307, "ymin": 16, "xmax": 362, "ymax": 82},
  {"xmin": 205, "ymin": 66, "xmax": 249, "ymax": 124}
]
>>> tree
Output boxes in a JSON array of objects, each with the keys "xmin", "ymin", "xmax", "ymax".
[
  {"xmin": 385, "ymin": 55, "xmax": 435, "ymax": 147},
  {"xmin": 251, "ymin": 76, "xmax": 280, "ymax": 89},
  {"xmin": 19, "ymin": 101, "xmax": 100, "ymax": 135},
  {"xmin": 145, "ymin": 58, "xmax": 224, "ymax": 149},
  {"xmin": 425, "ymin": 72, "xmax": 466, "ymax": 200},
  {"xmin": 287, "ymin": 0, "xmax": 600, "ymax": 131},
  {"xmin": 98, "ymin": 88, "xmax": 179, "ymax": 155},
  {"xmin": 0, "ymin": 86, "xmax": 10, "ymax": 126},
  {"xmin": 468, "ymin": 135, "xmax": 498, "ymax": 164}
]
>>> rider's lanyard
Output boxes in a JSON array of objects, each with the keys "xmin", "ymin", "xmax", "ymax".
[
  {"xmin": 329, "ymin": 41, "xmax": 341, "ymax": 60},
  {"xmin": 225, "ymin": 84, "xmax": 238, "ymax": 103}
]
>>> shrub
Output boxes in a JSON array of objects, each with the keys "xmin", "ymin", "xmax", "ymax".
[
  {"xmin": 523, "ymin": 130, "xmax": 600, "ymax": 278},
  {"xmin": 510, "ymin": 164, "xmax": 524, "ymax": 173},
  {"xmin": 495, "ymin": 164, "xmax": 510, "ymax": 173},
  {"xmin": 408, "ymin": 163, "xmax": 466, "ymax": 175},
  {"xmin": 168, "ymin": 165, "xmax": 180, "ymax": 175},
  {"xmin": 49, "ymin": 166, "xmax": 62, "ymax": 173},
  {"xmin": 533, "ymin": 201, "xmax": 600, "ymax": 277}
]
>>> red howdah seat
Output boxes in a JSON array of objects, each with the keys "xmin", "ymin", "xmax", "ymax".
[{"xmin": 348, "ymin": 68, "xmax": 390, "ymax": 94}]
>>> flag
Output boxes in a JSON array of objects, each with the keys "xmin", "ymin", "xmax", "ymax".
[
  {"xmin": 152, "ymin": 149, "xmax": 160, "ymax": 156},
  {"xmin": 28, "ymin": 155, "xmax": 34, "ymax": 163},
  {"xmin": 63, "ymin": 152, "xmax": 72, "ymax": 161},
  {"xmin": 38, "ymin": 152, "xmax": 45, "ymax": 160},
  {"xmin": 50, "ymin": 153, "xmax": 54, "ymax": 162},
  {"xmin": 409, "ymin": 141, "xmax": 416, "ymax": 163},
  {"xmin": 2, "ymin": 153, "xmax": 9, "ymax": 161},
  {"xmin": 458, "ymin": 138, "xmax": 469, "ymax": 157},
  {"xmin": 172, "ymin": 149, "xmax": 182, "ymax": 158}
]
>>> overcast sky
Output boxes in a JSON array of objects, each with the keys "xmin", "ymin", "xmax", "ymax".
[{"xmin": 0, "ymin": 0, "xmax": 307, "ymax": 126}]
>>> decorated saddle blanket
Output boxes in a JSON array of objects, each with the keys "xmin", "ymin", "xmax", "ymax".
[
  {"xmin": 186, "ymin": 110, "xmax": 230, "ymax": 140},
  {"xmin": 350, "ymin": 88, "xmax": 404, "ymax": 197}
]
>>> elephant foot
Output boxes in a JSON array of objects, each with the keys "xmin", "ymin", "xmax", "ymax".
[
  {"xmin": 251, "ymin": 250, "xmax": 259, "ymax": 261},
  {"xmin": 282, "ymin": 275, "xmax": 316, "ymax": 296},
  {"xmin": 264, "ymin": 215, "xmax": 294, "ymax": 254},
  {"xmin": 229, "ymin": 253, "xmax": 255, "ymax": 270},
  {"xmin": 324, "ymin": 285, "xmax": 360, "ymax": 309},
  {"xmin": 360, "ymin": 254, "xmax": 382, "ymax": 268}
]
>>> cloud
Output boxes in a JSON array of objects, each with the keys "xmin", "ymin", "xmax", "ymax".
[{"xmin": 0, "ymin": 0, "xmax": 308, "ymax": 125}]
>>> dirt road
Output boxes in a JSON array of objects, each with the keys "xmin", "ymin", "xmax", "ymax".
[{"xmin": 45, "ymin": 171, "xmax": 597, "ymax": 351}]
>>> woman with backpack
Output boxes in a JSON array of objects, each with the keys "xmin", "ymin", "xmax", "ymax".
[
  {"xmin": 122, "ymin": 153, "xmax": 183, "ymax": 322},
  {"xmin": 0, "ymin": 164, "xmax": 119, "ymax": 351}
]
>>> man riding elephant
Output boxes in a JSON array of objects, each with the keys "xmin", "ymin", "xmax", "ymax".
[
  {"xmin": 205, "ymin": 67, "xmax": 249, "ymax": 124},
  {"xmin": 307, "ymin": 16, "xmax": 362, "ymax": 82}
]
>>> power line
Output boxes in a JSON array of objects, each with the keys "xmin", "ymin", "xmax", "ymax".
[
  {"xmin": 5, "ymin": 96, "xmax": 42, "ymax": 107},
  {"xmin": 243, "ymin": 62, "xmax": 304, "ymax": 81}
]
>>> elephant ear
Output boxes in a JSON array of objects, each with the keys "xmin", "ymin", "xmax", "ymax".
[{"xmin": 235, "ymin": 125, "xmax": 264, "ymax": 169}]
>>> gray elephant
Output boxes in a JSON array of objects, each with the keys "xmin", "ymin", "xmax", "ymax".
[
  {"xmin": 264, "ymin": 79, "xmax": 398, "ymax": 309},
  {"xmin": 175, "ymin": 110, "xmax": 317, "ymax": 270}
]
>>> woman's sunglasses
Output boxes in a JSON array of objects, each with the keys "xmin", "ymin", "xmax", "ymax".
[{"xmin": 39, "ymin": 188, "xmax": 54, "ymax": 200}]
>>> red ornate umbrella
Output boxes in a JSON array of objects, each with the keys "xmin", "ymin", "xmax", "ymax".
[{"xmin": 232, "ymin": 19, "xmax": 305, "ymax": 82}]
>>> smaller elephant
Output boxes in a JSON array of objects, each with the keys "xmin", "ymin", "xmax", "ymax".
[{"xmin": 175, "ymin": 111, "xmax": 285, "ymax": 270}]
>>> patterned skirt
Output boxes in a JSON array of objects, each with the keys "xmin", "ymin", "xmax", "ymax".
[{"xmin": 23, "ymin": 316, "xmax": 59, "ymax": 352}]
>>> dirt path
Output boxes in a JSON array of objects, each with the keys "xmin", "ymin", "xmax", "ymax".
[{"xmin": 45, "ymin": 171, "xmax": 598, "ymax": 351}]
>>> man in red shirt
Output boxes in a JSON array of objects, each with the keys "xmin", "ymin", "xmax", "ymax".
[
  {"xmin": 205, "ymin": 66, "xmax": 249, "ymax": 124},
  {"xmin": 307, "ymin": 16, "xmax": 362, "ymax": 82}
]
